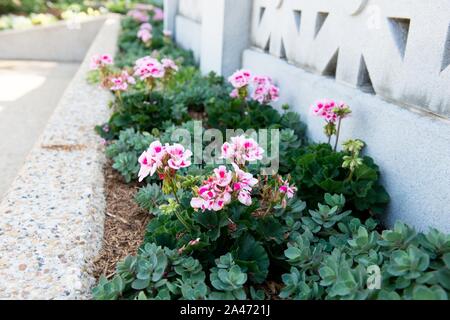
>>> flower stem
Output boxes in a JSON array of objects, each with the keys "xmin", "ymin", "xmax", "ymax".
[
  {"xmin": 169, "ymin": 177, "xmax": 191, "ymax": 232},
  {"xmin": 346, "ymin": 170, "xmax": 354, "ymax": 182},
  {"xmin": 334, "ymin": 118, "xmax": 342, "ymax": 151},
  {"xmin": 175, "ymin": 210, "xmax": 191, "ymax": 232},
  {"xmin": 116, "ymin": 91, "xmax": 123, "ymax": 109}
]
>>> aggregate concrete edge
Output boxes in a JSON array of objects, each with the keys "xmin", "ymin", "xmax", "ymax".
[{"xmin": 0, "ymin": 14, "xmax": 120, "ymax": 299}]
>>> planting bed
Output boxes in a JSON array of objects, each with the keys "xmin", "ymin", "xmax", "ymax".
[
  {"xmin": 92, "ymin": 162, "xmax": 150, "ymax": 280},
  {"xmin": 1, "ymin": 1, "xmax": 449, "ymax": 301},
  {"xmin": 88, "ymin": 3, "xmax": 450, "ymax": 301}
]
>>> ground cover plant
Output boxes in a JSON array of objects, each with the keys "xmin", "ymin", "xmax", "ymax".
[{"xmin": 89, "ymin": 3, "xmax": 450, "ymax": 300}]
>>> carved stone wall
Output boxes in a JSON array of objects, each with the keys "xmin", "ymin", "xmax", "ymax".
[{"xmin": 178, "ymin": 0, "xmax": 202, "ymax": 22}]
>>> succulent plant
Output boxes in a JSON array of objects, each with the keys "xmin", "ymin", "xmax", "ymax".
[
  {"xmin": 379, "ymin": 221, "xmax": 418, "ymax": 251},
  {"xmin": 209, "ymin": 253, "xmax": 248, "ymax": 300},
  {"xmin": 304, "ymin": 194, "xmax": 352, "ymax": 231},
  {"xmin": 92, "ymin": 275, "xmax": 125, "ymax": 300},
  {"xmin": 280, "ymin": 267, "xmax": 321, "ymax": 300},
  {"xmin": 386, "ymin": 245, "xmax": 430, "ymax": 280},
  {"xmin": 135, "ymin": 183, "xmax": 165, "ymax": 214}
]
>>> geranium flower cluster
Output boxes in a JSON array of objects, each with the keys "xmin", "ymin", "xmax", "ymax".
[
  {"xmin": 153, "ymin": 7, "xmax": 164, "ymax": 21},
  {"xmin": 138, "ymin": 141, "xmax": 192, "ymax": 182},
  {"xmin": 127, "ymin": 9, "xmax": 149, "ymax": 22},
  {"xmin": 190, "ymin": 135, "xmax": 264, "ymax": 212},
  {"xmin": 228, "ymin": 69, "xmax": 280, "ymax": 104},
  {"xmin": 137, "ymin": 22, "xmax": 152, "ymax": 44},
  {"xmin": 109, "ymin": 70, "xmax": 135, "ymax": 92},
  {"xmin": 134, "ymin": 56, "xmax": 178, "ymax": 81},
  {"xmin": 190, "ymin": 163, "xmax": 258, "ymax": 212},
  {"xmin": 134, "ymin": 56, "xmax": 164, "ymax": 80},
  {"xmin": 221, "ymin": 135, "xmax": 264, "ymax": 165},
  {"xmin": 310, "ymin": 99, "xmax": 352, "ymax": 150},
  {"xmin": 128, "ymin": 6, "xmax": 163, "ymax": 23},
  {"xmin": 252, "ymin": 76, "xmax": 280, "ymax": 104},
  {"xmin": 311, "ymin": 99, "xmax": 337, "ymax": 122},
  {"xmin": 279, "ymin": 180, "xmax": 297, "ymax": 199},
  {"xmin": 89, "ymin": 54, "xmax": 113, "ymax": 71}
]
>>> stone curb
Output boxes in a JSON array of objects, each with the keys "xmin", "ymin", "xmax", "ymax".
[
  {"xmin": 0, "ymin": 14, "xmax": 120, "ymax": 299},
  {"xmin": 0, "ymin": 16, "xmax": 109, "ymax": 62}
]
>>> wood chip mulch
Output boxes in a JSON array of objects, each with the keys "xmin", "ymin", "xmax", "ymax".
[{"xmin": 92, "ymin": 161, "xmax": 151, "ymax": 280}]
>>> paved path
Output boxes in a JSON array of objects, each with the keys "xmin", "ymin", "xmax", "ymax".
[{"xmin": 0, "ymin": 60, "xmax": 78, "ymax": 200}]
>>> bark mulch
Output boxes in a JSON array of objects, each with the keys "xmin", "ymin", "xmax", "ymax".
[{"xmin": 92, "ymin": 162, "xmax": 151, "ymax": 280}]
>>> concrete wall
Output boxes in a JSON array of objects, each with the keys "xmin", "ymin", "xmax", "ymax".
[
  {"xmin": 179, "ymin": 0, "xmax": 202, "ymax": 22},
  {"xmin": 175, "ymin": 15, "xmax": 202, "ymax": 62},
  {"xmin": 166, "ymin": 0, "xmax": 450, "ymax": 233},
  {"xmin": 0, "ymin": 16, "xmax": 106, "ymax": 62},
  {"xmin": 164, "ymin": 0, "xmax": 202, "ymax": 62},
  {"xmin": 244, "ymin": 49, "xmax": 450, "ymax": 233}
]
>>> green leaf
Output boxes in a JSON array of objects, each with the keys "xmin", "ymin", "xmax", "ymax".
[{"xmin": 233, "ymin": 234, "xmax": 269, "ymax": 284}]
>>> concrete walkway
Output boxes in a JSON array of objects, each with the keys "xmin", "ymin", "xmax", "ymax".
[{"xmin": 0, "ymin": 60, "xmax": 78, "ymax": 200}]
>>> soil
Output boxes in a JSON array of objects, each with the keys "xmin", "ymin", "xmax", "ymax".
[{"xmin": 92, "ymin": 161, "xmax": 151, "ymax": 280}]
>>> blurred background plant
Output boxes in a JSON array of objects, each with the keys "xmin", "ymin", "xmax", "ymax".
[{"xmin": 0, "ymin": 0, "xmax": 162, "ymax": 30}]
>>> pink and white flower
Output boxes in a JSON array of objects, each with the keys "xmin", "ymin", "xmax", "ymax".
[
  {"xmin": 279, "ymin": 182, "xmax": 297, "ymax": 199},
  {"xmin": 166, "ymin": 144, "xmax": 192, "ymax": 170},
  {"xmin": 267, "ymin": 84, "xmax": 280, "ymax": 101},
  {"xmin": 190, "ymin": 160, "xmax": 258, "ymax": 212},
  {"xmin": 138, "ymin": 150, "xmax": 160, "ymax": 182},
  {"xmin": 228, "ymin": 72, "xmax": 280, "ymax": 104},
  {"xmin": 110, "ymin": 77, "xmax": 127, "ymax": 91},
  {"xmin": 134, "ymin": 3, "xmax": 154, "ymax": 11},
  {"xmin": 161, "ymin": 58, "xmax": 178, "ymax": 72},
  {"xmin": 232, "ymin": 163, "xmax": 258, "ymax": 190},
  {"xmin": 190, "ymin": 177, "xmax": 232, "ymax": 212},
  {"xmin": 163, "ymin": 29, "xmax": 172, "ymax": 37},
  {"xmin": 188, "ymin": 238, "xmax": 200, "ymax": 246},
  {"xmin": 137, "ymin": 28, "xmax": 152, "ymax": 43},
  {"xmin": 109, "ymin": 70, "xmax": 135, "ymax": 92},
  {"xmin": 153, "ymin": 7, "xmax": 164, "ymax": 21},
  {"xmin": 228, "ymin": 69, "xmax": 252, "ymax": 89},
  {"xmin": 253, "ymin": 75, "xmax": 272, "ymax": 86},
  {"xmin": 229, "ymin": 89, "xmax": 239, "ymax": 98},
  {"xmin": 137, "ymin": 141, "xmax": 192, "ymax": 182},
  {"xmin": 213, "ymin": 166, "xmax": 233, "ymax": 187},
  {"xmin": 134, "ymin": 56, "xmax": 165, "ymax": 80},
  {"xmin": 310, "ymin": 99, "xmax": 338, "ymax": 123},
  {"xmin": 127, "ymin": 9, "xmax": 149, "ymax": 22},
  {"xmin": 237, "ymin": 191, "xmax": 252, "ymax": 206},
  {"xmin": 221, "ymin": 135, "xmax": 264, "ymax": 165},
  {"xmin": 140, "ymin": 22, "xmax": 152, "ymax": 31},
  {"xmin": 121, "ymin": 70, "xmax": 136, "ymax": 85},
  {"xmin": 251, "ymin": 76, "xmax": 280, "ymax": 104},
  {"xmin": 137, "ymin": 23, "xmax": 153, "ymax": 43},
  {"xmin": 221, "ymin": 142, "xmax": 235, "ymax": 160},
  {"xmin": 90, "ymin": 54, "xmax": 113, "ymax": 70}
]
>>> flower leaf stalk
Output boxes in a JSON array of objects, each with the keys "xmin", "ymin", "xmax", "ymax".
[{"xmin": 342, "ymin": 139, "xmax": 365, "ymax": 181}]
